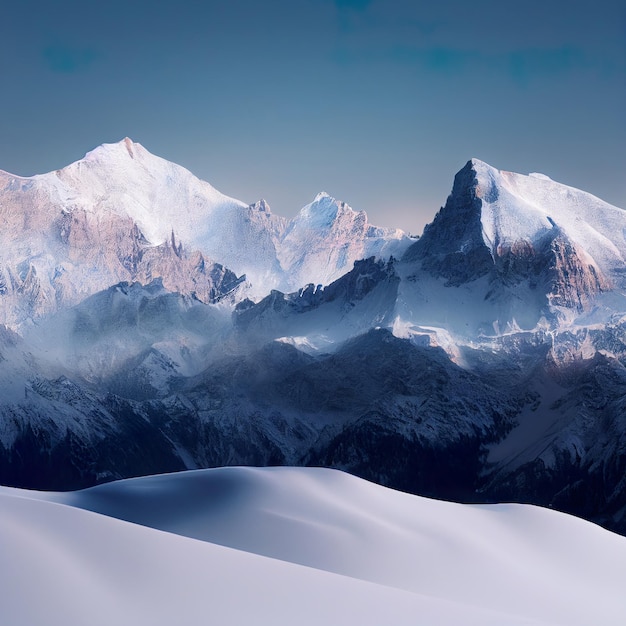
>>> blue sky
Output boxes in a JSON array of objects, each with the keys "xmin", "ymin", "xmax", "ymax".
[{"xmin": 0, "ymin": 0, "xmax": 624, "ymax": 234}]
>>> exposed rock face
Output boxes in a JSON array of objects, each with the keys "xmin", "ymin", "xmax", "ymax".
[
  {"xmin": 0, "ymin": 205, "xmax": 244, "ymax": 329},
  {"xmin": 542, "ymin": 231, "xmax": 609, "ymax": 310},
  {"xmin": 234, "ymin": 257, "xmax": 400, "ymax": 344},
  {"xmin": 403, "ymin": 160, "xmax": 611, "ymax": 328},
  {"xmin": 480, "ymin": 345, "xmax": 626, "ymax": 532},
  {"xmin": 403, "ymin": 160, "xmax": 493, "ymax": 285},
  {"xmin": 490, "ymin": 229, "xmax": 609, "ymax": 311}
]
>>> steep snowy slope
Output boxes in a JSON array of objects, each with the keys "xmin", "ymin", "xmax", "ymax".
[
  {"xmin": 52, "ymin": 137, "xmax": 249, "ymax": 247},
  {"xmin": 401, "ymin": 159, "xmax": 626, "ymax": 334},
  {"xmin": 0, "ymin": 189, "xmax": 244, "ymax": 329},
  {"xmin": 2, "ymin": 467, "xmax": 626, "ymax": 625},
  {"xmin": 408, "ymin": 158, "xmax": 626, "ymax": 280},
  {"xmin": 474, "ymin": 160, "xmax": 626, "ymax": 275},
  {"xmin": 279, "ymin": 191, "xmax": 410, "ymax": 290}
]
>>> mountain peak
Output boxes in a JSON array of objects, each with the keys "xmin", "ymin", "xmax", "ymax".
[
  {"xmin": 529, "ymin": 172, "xmax": 553, "ymax": 181},
  {"xmin": 296, "ymin": 192, "xmax": 365, "ymax": 231},
  {"xmin": 250, "ymin": 199, "xmax": 271, "ymax": 213},
  {"xmin": 469, "ymin": 157, "xmax": 490, "ymax": 169},
  {"xmin": 405, "ymin": 156, "xmax": 625, "ymax": 318},
  {"xmin": 404, "ymin": 158, "xmax": 491, "ymax": 283},
  {"xmin": 79, "ymin": 138, "xmax": 147, "ymax": 169},
  {"xmin": 314, "ymin": 191, "xmax": 331, "ymax": 202},
  {"xmin": 299, "ymin": 193, "xmax": 340, "ymax": 225},
  {"xmin": 123, "ymin": 137, "xmax": 135, "ymax": 158}
]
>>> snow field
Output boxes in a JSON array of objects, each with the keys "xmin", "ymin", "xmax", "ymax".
[{"xmin": 1, "ymin": 466, "xmax": 625, "ymax": 625}]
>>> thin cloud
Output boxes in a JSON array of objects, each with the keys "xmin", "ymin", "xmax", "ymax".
[
  {"xmin": 334, "ymin": 0, "xmax": 372, "ymax": 10},
  {"xmin": 334, "ymin": 40, "xmax": 603, "ymax": 84},
  {"xmin": 506, "ymin": 47, "xmax": 587, "ymax": 84},
  {"xmin": 42, "ymin": 45, "xmax": 99, "ymax": 73}
]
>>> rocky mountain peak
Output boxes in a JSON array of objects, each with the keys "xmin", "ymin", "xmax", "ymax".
[
  {"xmin": 251, "ymin": 199, "xmax": 271, "ymax": 213},
  {"xmin": 403, "ymin": 158, "xmax": 492, "ymax": 285},
  {"xmin": 401, "ymin": 158, "xmax": 617, "ymax": 328}
]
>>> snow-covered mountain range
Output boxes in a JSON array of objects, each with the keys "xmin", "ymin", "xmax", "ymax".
[
  {"xmin": 1, "ymin": 139, "xmax": 626, "ymax": 537},
  {"xmin": 0, "ymin": 137, "xmax": 410, "ymax": 328}
]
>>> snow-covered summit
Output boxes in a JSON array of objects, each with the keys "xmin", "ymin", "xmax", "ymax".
[
  {"xmin": 314, "ymin": 191, "xmax": 331, "ymax": 201},
  {"xmin": 278, "ymin": 192, "xmax": 411, "ymax": 288},
  {"xmin": 407, "ymin": 158, "xmax": 626, "ymax": 287},
  {"xmin": 297, "ymin": 192, "xmax": 351, "ymax": 228},
  {"xmin": 0, "ymin": 139, "xmax": 412, "ymax": 303},
  {"xmin": 392, "ymin": 158, "xmax": 626, "ymax": 336},
  {"xmin": 529, "ymin": 172, "xmax": 553, "ymax": 181},
  {"xmin": 47, "ymin": 137, "xmax": 247, "ymax": 248},
  {"xmin": 69, "ymin": 141, "xmax": 411, "ymax": 286},
  {"xmin": 470, "ymin": 158, "xmax": 626, "ymax": 272}
]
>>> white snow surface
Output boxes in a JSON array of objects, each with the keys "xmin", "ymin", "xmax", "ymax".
[
  {"xmin": 1, "ymin": 466, "xmax": 625, "ymax": 625},
  {"xmin": 49, "ymin": 137, "xmax": 248, "ymax": 248},
  {"xmin": 473, "ymin": 158, "xmax": 626, "ymax": 275}
]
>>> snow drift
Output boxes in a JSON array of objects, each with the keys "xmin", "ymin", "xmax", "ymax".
[{"xmin": 2, "ymin": 466, "xmax": 625, "ymax": 625}]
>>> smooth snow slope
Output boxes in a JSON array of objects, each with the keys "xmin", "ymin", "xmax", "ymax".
[
  {"xmin": 49, "ymin": 137, "xmax": 248, "ymax": 248},
  {"xmin": 3, "ymin": 493, "xmax": 518, "ymax": 626},
  {"xmin": 473, "ymin": 158, "xmax": 626, "ymax": 275},
  {"xmin": 1, "ymin": 467, "xmax": 625, "ymax": 625}
]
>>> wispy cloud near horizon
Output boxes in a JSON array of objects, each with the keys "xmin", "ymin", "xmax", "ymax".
[{"xmin": 334, "ymin": 41, "xmax": 618, "ymax": 85}]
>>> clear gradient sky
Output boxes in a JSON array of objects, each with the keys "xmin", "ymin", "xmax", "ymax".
[{"xmin": 0, "ymin": 0, "xmax": 624, "ymax": 234}]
